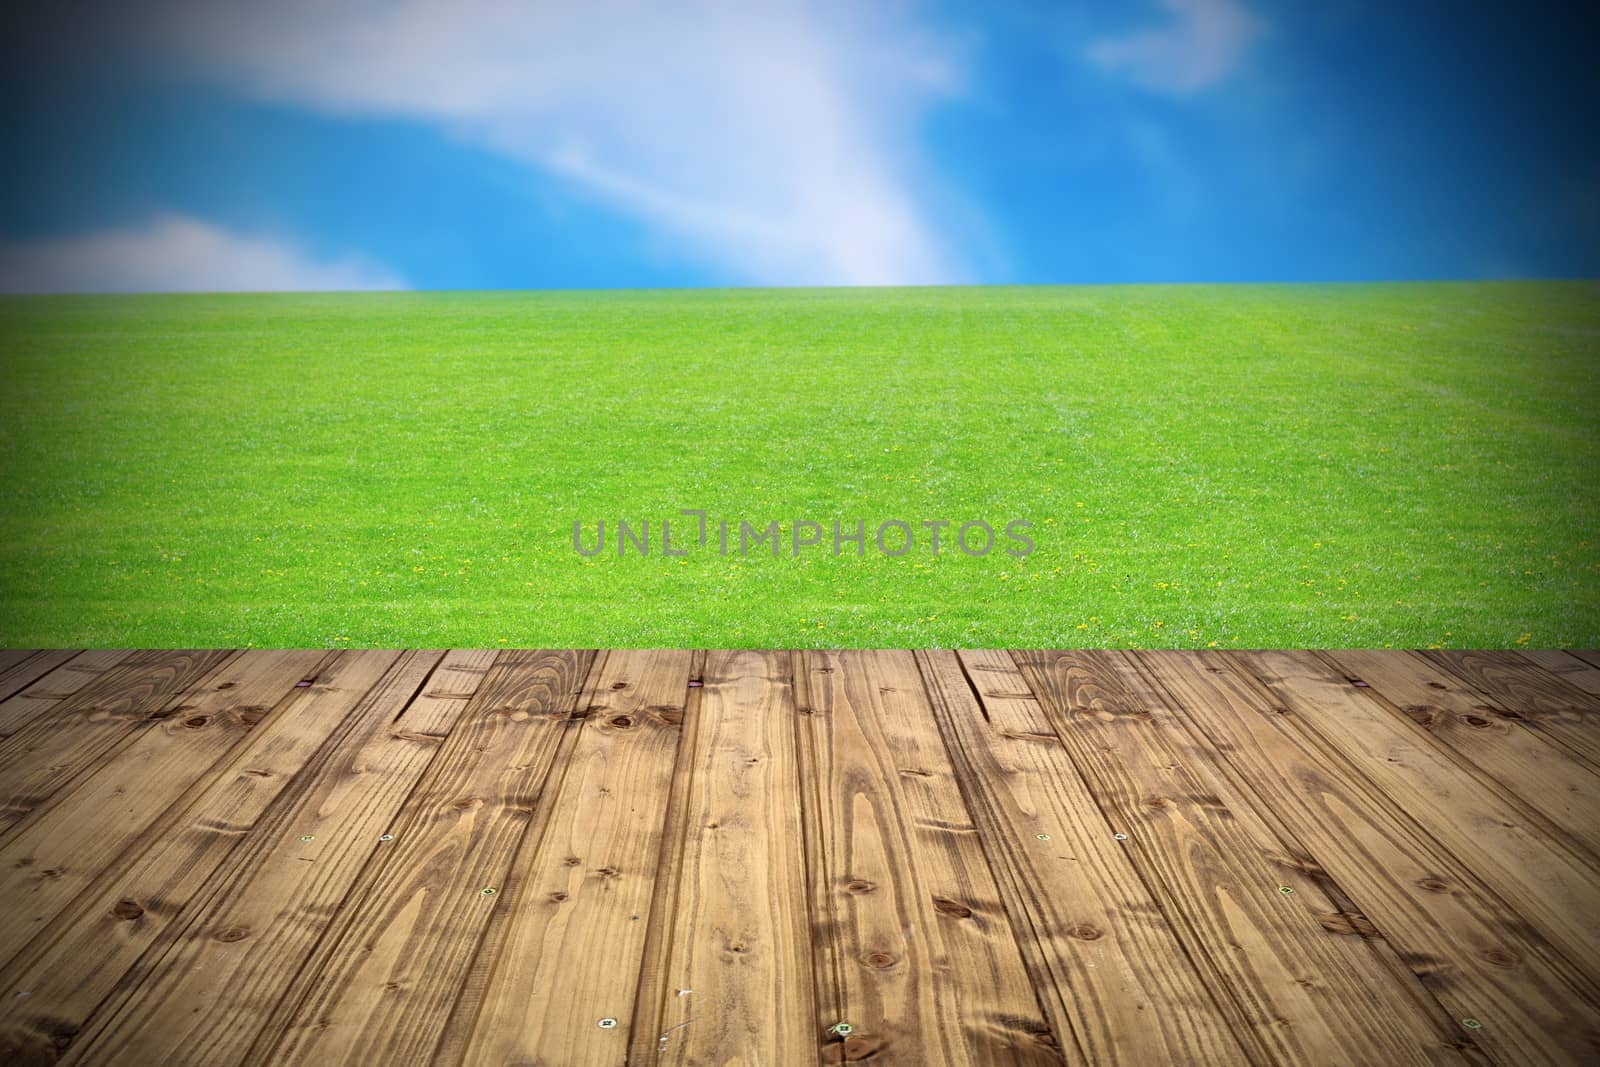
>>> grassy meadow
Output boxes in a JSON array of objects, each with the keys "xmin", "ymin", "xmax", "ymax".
[{"xmin": 0, "ymin": 281, "xmax": 1596, "ymax": 648}]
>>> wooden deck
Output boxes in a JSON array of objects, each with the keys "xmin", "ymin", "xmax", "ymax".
[{"xmin": 0, "ymin": 650, "xmax": 1596, "ymax": 1065}]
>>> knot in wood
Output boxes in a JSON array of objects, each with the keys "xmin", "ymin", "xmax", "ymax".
[{"xmin": 1480, "ymin": 947, "xmax": 1519, "ymax": 968}]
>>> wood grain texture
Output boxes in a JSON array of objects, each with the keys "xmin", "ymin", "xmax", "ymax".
[
  {"xmin": 640, "ymin": 650, "xmax": 818, "ymax": 1066},
  {"xmin": 1236, "ymin": 650, "xmax": 1600, "ymax": 988},
  {"xmin": 626, "ymin": 650, "xmax": 709, "ymax": 1066},
  {"xmin": 48, "ymin": 650, "xmax": 442, "ymax": 1066},
  {"xmin": 0, "ymin": 653, "xmax": 81, "ymax": 705},
  {"xmin": 1137, "ymin": 649, "xmax": 1600, "ymax": 1065},
  {"xmin": 1016, "ymin": 650, "xmax": 1464, "ymax": 1066},
  {"xmin": 0, "ymin": 650, "xmax": 236, "ymax": 837},
  {"xmin": 798, "ymin": 649, "xmax": 1060, "ymax": 1064},
  {"xmin": 0, "ymin": 649, "xmax": 1596, "ymax": 1067},
  {"xmin": 0, "ymin": 651, "xmax": 438, "ymax": 1063},
  {"xmin": 1422, "ymin": 651, "xmax": 1600, "ymax": 772},
  {"xmin": 254, "ymin": 649, "xmax": 597, "ymax": 1066},
  {"xmin": 0, "ymin": 652, "xmax": 43, "ymax": 686},
  {"xmin": 0, "ymin": 651, "xmax": 132, "ymax": 742},
  {"xmin": 1325, "ymin": 650, "xmax": 1600, "ymax": 862},
  {"xmin": 450, "ymin": 648, "xmax": 691, "ymax": 1067},
  {"xmin": 0, "ymin": 650, "xmax": 326, "ymax": 971},
  {"xmin": 918, "ymin": 649, "xmax": 1248, "ymax": 1065},
  {"xmin": 1516, "ymin": 650, "xmax": 1600, "ymax": 697}
]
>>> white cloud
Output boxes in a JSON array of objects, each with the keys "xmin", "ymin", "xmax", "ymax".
[
  {"xmin": 1088, "ymin": 0, "xmax": 1264, "ymax": 94},
  {"xmin": 140, "ymin": 0, "xmax": 971, "ymax": 286},
  {"xmin": 0, "ymin": 216, "xmax": 407, "ymax": 293}
]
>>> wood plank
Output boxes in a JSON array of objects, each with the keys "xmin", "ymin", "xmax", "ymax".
[
  {"xmin": 0, "ymin": 652, "xmax": 79, "ymax": 704},
  {"xmin": 1137, "ymin": 649, "xmax": 1600, "ymax": 1065},
  {"xmin": 0, "ymin": 650, "xmax": 238, "ymax": 836},
  {"xmin": 448, "ymin": 649, "xmax": 691, "ymax": 1066},
  {"xmin": 793, "ymin": 652, "xmax": 844, "ymax": 1061},
  {"xmin": 0, "ymin": 650, "xmax": 327, "ymax": 969},
  {"xmin": 797, "ymin": 649, "xmax": 1060, "ymax": 1064},
  {"xmin": 252, "ymin": 650, "xmax": 597, "ymax": 1066},
  {"xmin": 1422, "ymin": 650, "xmax": 1600, "ymax": 771},
  {"xmin": 1015, "ymin": 650, "xmax": 1464, "ymax": 1065},
  {"xmin": 1516, "ymin": 650, "xmax": 1600, "ymax": 697},
  {"xmin": 0, "ymin": 651, "xmax": 133, "ymax": 740},
  {"xmin": 401, "ymin": 650, "xmax": 499, "ymax": 735},
  {"xmin": 1236, "ymin": 650, "xmax": 1600, "ymax": 986},
  {"xmin": 51, "ymin": 650, "xmax": 463, "ymax": 1066},
  {"xmin": 0, "ymin": 650, "xmax": 436, "ymax": 1061},
  {"xmin": 1570, "ymin": 651, "xmax": 1600, "ymax": 671},
  {"xmin": 915, "ymin": 649, "xmax": 1248, "ymax": 1065},
  {"xmin": 0, "ymin": 652, "xmax": 42, "ymax": 685},
  {"xmin": 636, "ymin": 650, "xmax": 818, "ymax": 1066},
  {"xmin": 1325, "ymin": 650, "xmax": 1600, "ymax": 861},
  {"xmin": 1432, "ymin": 652, "xmax": 1600, "ymax": 715},
  {"xmin": 627, "ymin": 649, "xmax": 708, "ymax": 1065}
]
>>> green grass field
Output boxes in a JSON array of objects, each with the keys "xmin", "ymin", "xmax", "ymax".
[{"xmin": 1, "ymin": 281, "xmax": 1596, "ymax": 648}]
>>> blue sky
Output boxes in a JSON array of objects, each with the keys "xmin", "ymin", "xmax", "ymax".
[{"xmin": 1, "ymin": 0, "xmax": 1595, "ymax": 291}]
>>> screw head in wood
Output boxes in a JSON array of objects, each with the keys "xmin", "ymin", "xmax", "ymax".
[
  {"xmin": 1279, "ymin": 885, "xmax": 1295, "ymax": 894},
  {"xmin": 379, "ymin": 834, "xmax": 393, "ymax": 842},
  {"xmin": 829, "ymin": 1022, "xmax": 853, "ymax": 1036},
  {"xmin": 300, "ymin": 835, "xmax": 315, "ymax": 842},
  {"xmin": 480, "ymin": 886, "xmax": 497, "ymax": 896},
  {"xmin": 598, "ymin": 1017, "xmax": 618, "ymax": 1029},
  {"xmin": 1036, "ymin": 834, "xmax": 1051, "ymax": 841},
  {"xmin": 1113, "ymin": 833, "xmax": 1128, "ymax": 841},
  {"xmin": 1462, "ymin": 1018, "xmax": 1483, "ymax": 1030}
]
